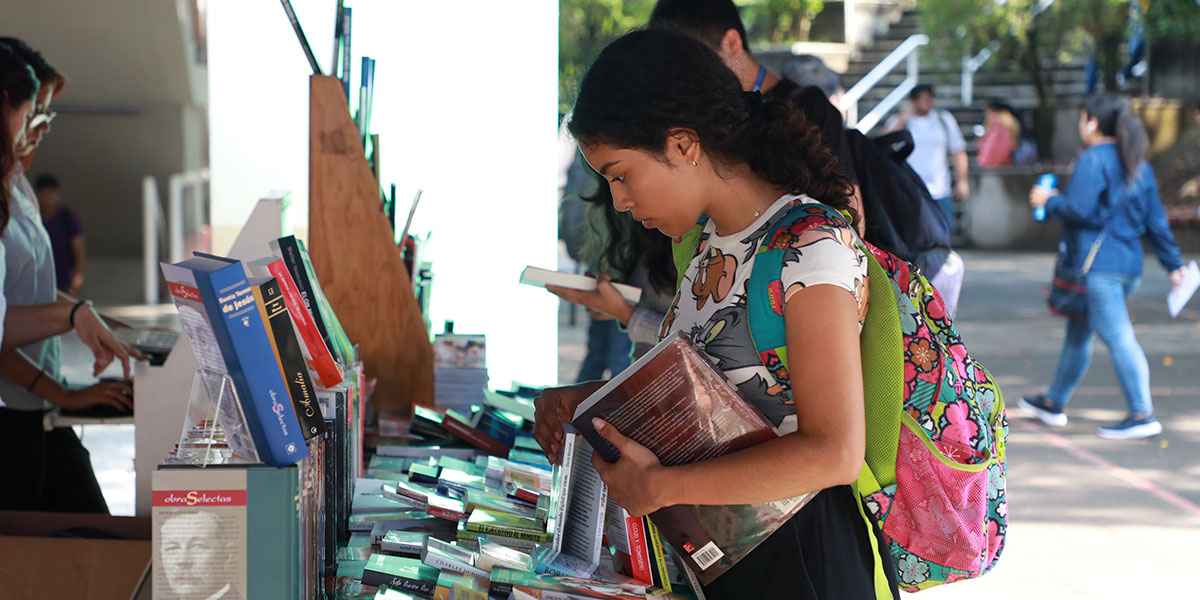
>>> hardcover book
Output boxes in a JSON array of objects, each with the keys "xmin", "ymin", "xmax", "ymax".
[
  {"xmin": 161, "ymin": 256, "xmax": 309, "ymax": 467},
  {"xmin": 270, "ymin": 236, "xmax": 355, "ymax": 366},
  {"xmin": 249, "ymin": 276, "xmax": 325, "ymax": 439},
  {"xmin": 247, "ymin": 256, "xmax": 343, "ymax": 388},
  {"xmin": 571, "ymin": 332, "xmax": 812, "ymax": 585}
]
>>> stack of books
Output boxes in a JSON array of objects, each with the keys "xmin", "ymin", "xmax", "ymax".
[
  {"xmin": 329, "ymin": 426, "xmax": 699, "ymax": 599},
  {"xmin": 433, "ymin": 334, "xmax": 488, "ymax": 415}
]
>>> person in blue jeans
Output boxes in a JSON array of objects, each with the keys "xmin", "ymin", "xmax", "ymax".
[{"xmin": 1022, "ymin": 94, "xmax": 1188, "ymax": 440}]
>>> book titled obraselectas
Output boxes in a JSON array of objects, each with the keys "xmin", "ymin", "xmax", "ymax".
[
  {"xmin": 162, "ymin": 254, "xmax": 309, "ymax": 467},
  {"xmin": 571, "ymin": 331, "xmax": 812, "ymax": 585}
]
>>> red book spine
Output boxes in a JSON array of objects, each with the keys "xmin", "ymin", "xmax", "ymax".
[
  {"xmin": 427, "ymin": 504, "xmax": 468, "ymax": 522},
  {"xmin": 268, "ymin": 258, "xmax": 343, "ymax": 388},
  {"xmin": 439, "ymin": 415, "xmax": 510, "ymax": 457},
  {"xmin": 626, "ymin": 515, "xmax": 652, "ymax": 585}
]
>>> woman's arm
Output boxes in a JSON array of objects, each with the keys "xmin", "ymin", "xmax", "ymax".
[
  {"xmin": 4, "ymin": 301, "xmax": 75, "ymax": 347},
  {"xmin": 592, "ymin": 284, "xmax": 865, "ymax": 516},
  {"xmin": 1140, "ymin": 166, "xmax": 1185, "ymax": 274},
  {"xmin": 4, "ymin": 300, "xmax": 139, "ymax": 377},
  {"xmin": 1040, "ymin": 151, "xmax": 1108, "ymax": 227}
]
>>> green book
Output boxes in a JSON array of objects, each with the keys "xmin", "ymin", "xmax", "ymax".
[
  {"xmin": 360, "ymin": 554, "xmax": 438, "ymax": 598},
  {"xmin": 464, "ymin": 508, "xmax": 548, "ymax": 543}
]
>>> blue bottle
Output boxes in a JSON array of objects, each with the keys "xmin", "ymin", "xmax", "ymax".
[{"xmin": 1034, "ymin": 173, "xmax": 1056, "ymax": 221}]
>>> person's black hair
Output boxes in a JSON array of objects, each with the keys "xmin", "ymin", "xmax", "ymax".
[
  {"xmin": 34, "ymin": 173, "xmax": 58, "ymax": 190},
  {"xmin": 0, "ymin": 38, "xmax": 62, "ymax": 90},
  {"xmin": 1, "ymin": 44, "xmax": 40, "ymax": 236},
  {"xmin": 1085, "ymin": 94, "xmax": 1148, "ymax": 183},
  {"xmin": 782, "ymin": 55, "xmax": 842, "ymax": 98},
  {"xmin": 577, "ymin": 167, "xmax": 676, "ymax": 295},
  {"xmin": 649, "ymin": 0, "xmax": 749, "ymax": 51},
  {"xmin": 910, "ymin": 83, "xmax": 934, "ymax": 101},
  {"xmin": 568, "ymin": 29, "xmax": 854, "ymax": 224}
]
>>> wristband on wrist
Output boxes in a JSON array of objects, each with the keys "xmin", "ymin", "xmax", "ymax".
[
  {"xmin": 28, "ymin": 370, "xmax": 45, "ymax": 392},
  {"xmin": 69, "ymin": 299, "xmax": 92, "ymax": 328}
]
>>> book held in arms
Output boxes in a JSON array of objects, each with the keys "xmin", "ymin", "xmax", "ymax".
[
  {"xmin": 162, "ymin": 255, "xmax": 309, "ymax": 467},
  {"xmin": 572, "ymin": 332, "xmax": 812, "ymax": 585},
  {"xmin": 248, "ymin": 274, "xmax": 326, "ymax": 439}
]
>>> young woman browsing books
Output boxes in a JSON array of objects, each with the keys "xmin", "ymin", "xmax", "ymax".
[
  {"xmin": 0, "ymin": 41, "xmax": 140, "ymax": 513},
  {"xmin": 534, "ymin": 29, "xmax": 897, "ymax": 600}
]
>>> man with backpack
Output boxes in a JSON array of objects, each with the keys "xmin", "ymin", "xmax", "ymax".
[{"xmin": 885, "ymin": 84, "xmax": 970, "ymax": 235}]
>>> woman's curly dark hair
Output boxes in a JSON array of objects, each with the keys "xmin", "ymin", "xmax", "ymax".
[
  {"xmin": 0, "ymin": 44, "xmax": 39, "ymax": 237},
  {"xmin": 567, "ymin": 28, "xmax": 854, "ymax": 225}
]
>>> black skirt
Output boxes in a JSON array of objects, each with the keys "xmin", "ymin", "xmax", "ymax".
[{"xmin": 700, "ymin": 485, "xmax": 899, "ymax": 600}]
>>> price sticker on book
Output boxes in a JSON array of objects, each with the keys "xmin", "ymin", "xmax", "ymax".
[{"xmin": 690, "ymin": 541, "xmax": 726, "ymax": 571}]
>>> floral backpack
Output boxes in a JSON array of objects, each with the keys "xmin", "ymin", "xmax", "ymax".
[{"xmin": 673, "ymin": 201, "xmax": 1009, "ymax": 593}]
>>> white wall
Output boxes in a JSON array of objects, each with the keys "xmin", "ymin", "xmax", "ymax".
[{"xmin": 208, "ymin": 0, "xmax": 560, "ymax": 389}]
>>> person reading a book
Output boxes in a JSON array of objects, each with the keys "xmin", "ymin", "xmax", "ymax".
[
  {"xmin": 0, "ymin": 39, "xmax": 140, "ymax": 513},
  {"xmin": 547, "ymin": 168, "xmax": 677, "ymax": 363},
  {"xmin": 535, "ymin": 29, "xmax": 898, "ymax": 600}
]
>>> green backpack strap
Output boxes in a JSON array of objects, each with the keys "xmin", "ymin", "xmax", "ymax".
[
  {"xmin": 672, "ymin": 222, "xmax": 707, "ymax": 291},
  {"xmin": 742, "ymin": 202, "xmax": 905, "ymax": 495}
]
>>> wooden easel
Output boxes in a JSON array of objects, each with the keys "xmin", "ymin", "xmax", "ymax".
[{"xmin": 307, "ymin": 75, "xmax": 433, "ymax": 416}]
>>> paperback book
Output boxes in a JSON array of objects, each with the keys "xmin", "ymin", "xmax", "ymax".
[
  {"xmin": 520, "ymin": 266, "xmax": 642, "ymax": 304},
  {"xmin": 571, "ymin": 332, "xmax": 812, "ymax": 585}
]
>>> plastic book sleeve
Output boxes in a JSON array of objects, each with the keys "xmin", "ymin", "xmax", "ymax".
[{"xmin": 571, "ymin": 332, "xmax": 812, "ymax": 585}]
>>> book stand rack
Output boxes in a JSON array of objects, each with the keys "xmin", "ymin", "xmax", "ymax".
[
  {"xmin": 308, "ymin": 74, "xmax": 434, "ymax": 416},
  {"xmin": 173, "ymin": 368, "xmax": 260, "ymax": 466}
]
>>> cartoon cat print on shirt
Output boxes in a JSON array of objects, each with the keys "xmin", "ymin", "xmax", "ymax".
[{"xmin": 692, "ymin": 246, "xmax": 739, "ymax": 310}]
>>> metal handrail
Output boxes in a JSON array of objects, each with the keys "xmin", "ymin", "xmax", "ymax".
[
  {"xmin": 840, "ymin": 34, "xmax": 929, "ymax": 133},
  {"xmin": 961, "ymin": 40, "xmax": 1001, "ymax": 106}
]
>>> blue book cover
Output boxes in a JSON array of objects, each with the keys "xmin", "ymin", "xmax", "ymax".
[{"xmin": 175, "ymin": 254, "xmax": 310, "ymax": 467}]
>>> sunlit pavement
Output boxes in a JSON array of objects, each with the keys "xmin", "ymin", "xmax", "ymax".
[
  {"xmin": 914, "ymin": 250, "xmax": 1200, "ymax": 598},
  {"xmin": 74, "ymin": 250, "xmax": 1200, "ymax": 595}
]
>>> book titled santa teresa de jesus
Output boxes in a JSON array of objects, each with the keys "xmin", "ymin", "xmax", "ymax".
[{"xmin": 571, "ymin": 331, "xmax": 813, "ymax": 585}]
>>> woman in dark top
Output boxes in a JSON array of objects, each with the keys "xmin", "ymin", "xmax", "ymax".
[{"xmin": 1022, "ymin": 94, "xmax": 1187, "ymax": 440}]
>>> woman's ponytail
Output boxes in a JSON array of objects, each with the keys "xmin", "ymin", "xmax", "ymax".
[
  {"xmin": 1086, "ymin": 94, "xmax": 1148, "ymax": 182},
  {"xmin": 1114, "ymin": 108, "xmax": 1148, "ymax": 182}
]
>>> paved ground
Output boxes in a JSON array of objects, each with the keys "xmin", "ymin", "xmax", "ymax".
[
  {"xmin": 75, "ymin": 249, "xmax": 1200, "ymax": 596},
  {"xmin": 559, "ymin": 249, "xmax": 1200, "ymax": 597}
]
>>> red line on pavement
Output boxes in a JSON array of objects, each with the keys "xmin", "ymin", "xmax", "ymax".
[{"xmin": 1013, "ymin": 419, "xmax": 1200, "ymax": 524}]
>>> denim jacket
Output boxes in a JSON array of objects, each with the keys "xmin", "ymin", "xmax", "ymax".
[{"xmin": 1046, "ymin": 143, "xmax": 1183, "ymax": 276}]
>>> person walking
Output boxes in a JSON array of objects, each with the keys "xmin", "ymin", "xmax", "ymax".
[
  {"xmin": 884, "ymin": 84, "xmax": 969, "ymax": 234},
  {"xmin": 1020, "ymin": 94, "xmax": 1187, "ymax": 440}
]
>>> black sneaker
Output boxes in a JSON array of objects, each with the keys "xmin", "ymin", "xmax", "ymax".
[
  {"xmin": 1018, "ymin": 395, "xmax": 1067, "ymax": 427},
  {"xmin": 1097, "ymin": 415, "xmax": 1163, "ymax": 440}
]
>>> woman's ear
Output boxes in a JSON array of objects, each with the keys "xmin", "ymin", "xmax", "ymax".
[{"xmin": 666, "ymin": 128, "xmax": 701, "ymax": 166}]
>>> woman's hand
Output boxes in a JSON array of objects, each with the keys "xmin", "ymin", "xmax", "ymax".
[
  {"xmin": 1029, "ymin": 184, "xmax": 1055, "ymax": 208},
  {"xmin": 546, "ymin": 274, "xmax": 634, "ymax": 325},
  {"xmin": 73, "ymin": 304, "xmax": 144, "ymax": 378},
  {"xmin": 534, "ymin": 382, "xmax": 602, "ymax": 464},
  {"xmin": 589, "ymin": 418, "xmax": 669, "ymax": 518},
  {"xmin": 1169, "ymin": 267, "xmax": 1187, "ymax": 290},
  {"xmin": 49, "ymin": 380, "xmax": 134, "ymax": 413}
]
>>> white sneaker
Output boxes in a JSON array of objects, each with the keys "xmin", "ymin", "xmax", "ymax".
[
  {"xmin": 1097, "ymin": 415, "xmax": 1163, "ymax": 440},
  {"xmin": 1018, "ymin": 395, "xmax": 1067, "ymax": 427}
]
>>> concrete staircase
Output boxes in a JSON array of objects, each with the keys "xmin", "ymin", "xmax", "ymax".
[{"xmin": 842, "ymin": 9, "xmax": 1089, "ymax": 156}]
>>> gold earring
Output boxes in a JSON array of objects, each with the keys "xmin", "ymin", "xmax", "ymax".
[{"xmin": 691, "ymin": 160, "xmax": 698, "ymax": 167}]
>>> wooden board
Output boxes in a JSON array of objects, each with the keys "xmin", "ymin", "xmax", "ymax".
[{"xmin": 308, "ymin": 74, "xmax": 433, "ymax": 415}]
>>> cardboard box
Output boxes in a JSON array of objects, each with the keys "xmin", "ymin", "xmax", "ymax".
[{"xmin": 0, "ymin": 511, "xmax": 150, "ymax": 600}]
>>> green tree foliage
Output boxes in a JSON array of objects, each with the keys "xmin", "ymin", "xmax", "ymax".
[
  {"xmin": 918, "ymin": 0, "xmax": 1130, "ymax": 155},
  {"xmin": 739, "ymin": 0, "xmax": 825, "ymax": 45},
  {"xmin": 558, "ymin": 0, "xmax": 655, "ymax": 115},
  {"xmin": 1144, "ymin": 0, "xmax": 1200, "ymax": 41}
]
